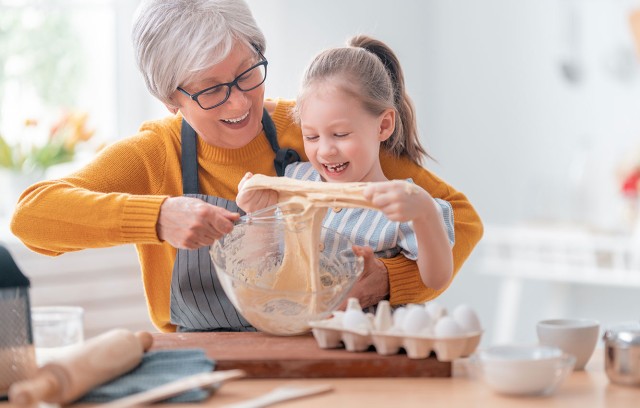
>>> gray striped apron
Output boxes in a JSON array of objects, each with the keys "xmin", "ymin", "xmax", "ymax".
[{"xmin": 169, "ymin": 109, "xmax": 299, "ymax": 332}]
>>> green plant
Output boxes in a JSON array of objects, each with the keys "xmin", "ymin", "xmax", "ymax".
[{"xmin": 0, "ymin": 111, "xmax": 95, "ymax": 172}]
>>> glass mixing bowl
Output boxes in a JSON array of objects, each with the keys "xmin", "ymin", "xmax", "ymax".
[{"xmin": 210, "ymin": 216, "xmax": 364, "ymax": 336}]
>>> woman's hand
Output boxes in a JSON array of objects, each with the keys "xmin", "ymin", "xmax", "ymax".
[
  {"xmin": 339, "ymin": 245, "xmax": 389, "ymax": 309},
  {"xmin": 156, "ymin": 196, "xmax": 240, "ymax": 249},
  {"xmin": 236, "ymin": 172, "xmax": 278, "ymax": 213}
]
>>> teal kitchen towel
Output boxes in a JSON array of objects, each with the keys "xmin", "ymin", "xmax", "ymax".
[{"xmin": 79, "ymin": 349, "xmax": 215, "ymax": 403}]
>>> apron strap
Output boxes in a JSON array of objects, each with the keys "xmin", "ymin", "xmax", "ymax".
[
  {"xmin": 261, "ymin": 108, "xmax": 300, "ymax": 177},
  {"xmin": 180, "ymin": 109, "xmax": 301, "ymax": 194},
  {"xmin": 180, "ymin": 118, "xmax": 199, "ymax": 195}
]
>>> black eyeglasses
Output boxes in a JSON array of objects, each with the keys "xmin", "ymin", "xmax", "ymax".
[{"xmin": 177, "ymin": 51, "xmax": 268, "ymax": 110}]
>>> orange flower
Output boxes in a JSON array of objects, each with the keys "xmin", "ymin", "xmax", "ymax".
[
  {"xmin": 48, "ymin": 110, "xmax": 95, "ymax": 150},
  {"xmin": 1, "ymin": 109, "xmax": 98, "ymax": 171}
]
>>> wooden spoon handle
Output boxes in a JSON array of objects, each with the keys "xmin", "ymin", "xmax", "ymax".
[{"xmin": 223, "ymin": 383, "xmax": 333, "ymax": 408}]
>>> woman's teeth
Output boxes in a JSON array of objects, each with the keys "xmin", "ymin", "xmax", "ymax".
[
  {"xmin": 324, "ymin": 162, "xmax": 348, "ymax": 173},
  {"xmin": 222, "ymin": 111, "xmax": 249, "ymax": 124}
]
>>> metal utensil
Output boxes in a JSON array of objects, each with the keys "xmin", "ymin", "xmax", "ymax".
[
  {"xmin": 603, "ymin": 322, "xmax": 640, "ymax": 386},
  {"xmin": 223, "ymin": 383, "xmax": 333, "ymax": 408},
  {"xmin": 0, "ymin": 244, "xmax": 37, "ymax": 397},
  {"xmin": 236, "ymin": 202, "xmax": 305, "ymax": 224},
  {"xmin": 235, "ymin": 201, "xmax": 311, "ymax": 232}
]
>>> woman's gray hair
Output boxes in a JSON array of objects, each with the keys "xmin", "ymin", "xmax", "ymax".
[{"xmin": 132, "ymin": 0, "xmax": 266, "ymax": 106}]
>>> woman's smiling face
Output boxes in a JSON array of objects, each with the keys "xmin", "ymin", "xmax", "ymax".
[{"xmin": 172, "ymin": 42, "xmax": 266, "ymax": 149}]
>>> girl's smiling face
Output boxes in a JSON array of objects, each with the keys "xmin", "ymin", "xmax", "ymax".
[
  {"xmin": 299, "ymin": 83, "xmax": 395, "ymax": 183},
  {"xmin": 171, "ymin": 42, "xmax": 266, "ymax": 149}
]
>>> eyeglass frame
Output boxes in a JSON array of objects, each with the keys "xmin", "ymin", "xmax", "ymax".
[{"xmin": 177, "ymin": 48, "xmax": 268, "ymax": 110}]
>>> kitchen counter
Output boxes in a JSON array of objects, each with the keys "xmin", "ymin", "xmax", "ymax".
[{"xmin": 149, "ymin": 333, "xmax": 638, "ymax": 407}]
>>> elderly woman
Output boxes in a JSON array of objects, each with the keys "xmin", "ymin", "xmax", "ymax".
[{"xmin": 10, "ymin": 0, "xmax": 483, "ymax": 333}]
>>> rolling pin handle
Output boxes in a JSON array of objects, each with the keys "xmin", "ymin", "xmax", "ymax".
[
  {"xmin": 8, "ymin": 370, "xmax": 58, "ymax": 406},
  {"xmin": 135, "ymin": 331, "xmax": 153, "ymax": 352}
]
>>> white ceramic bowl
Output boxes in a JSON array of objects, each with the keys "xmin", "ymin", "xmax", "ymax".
[
  {"xmin": 470, "ymin": 345, "xmax": 575, "ymax": 396},
  {"xmin": 537, "ymin": 318, "xmax": 600, "ymax": 370}
]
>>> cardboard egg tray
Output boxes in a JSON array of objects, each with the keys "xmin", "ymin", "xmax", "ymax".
[{"xmin": 309, "ymin": 321, "xmax": 482, "ymax": 362}]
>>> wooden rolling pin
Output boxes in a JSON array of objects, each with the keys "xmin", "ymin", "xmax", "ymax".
[{"xmin": 9, "ymin": 328, "xmax": 153, "ymax": 406}]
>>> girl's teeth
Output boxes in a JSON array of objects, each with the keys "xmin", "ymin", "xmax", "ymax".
[
  {"xmin": 222, "ymin": 111, "xmax": 249, "ymax": 124},
  {"xmin": 325, "ymin": 163, "xmax": 348, "ymax": 173}
]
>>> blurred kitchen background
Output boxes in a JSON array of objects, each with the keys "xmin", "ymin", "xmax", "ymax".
[{"xmin": 1, "ymin": 0, "xmax": 640, "ymax": 342}]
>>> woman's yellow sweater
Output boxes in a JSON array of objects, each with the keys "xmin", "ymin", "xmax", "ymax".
[{"xmin": 11, "ymin": 100, "xmax": 483, "ymax": 332}]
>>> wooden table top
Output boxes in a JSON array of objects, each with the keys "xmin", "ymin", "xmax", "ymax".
[
  {"xmin": 148, "ymin": 332, "xmax": 639, "ymax": 407},
  {"xmin": 3, "ymin": 332, "xmax": 637, "ymax": 408}
]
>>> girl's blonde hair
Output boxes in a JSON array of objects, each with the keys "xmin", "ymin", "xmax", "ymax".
[{"xmin": 294, "ymin": 35, "xmax": 428, "ymax": 165}]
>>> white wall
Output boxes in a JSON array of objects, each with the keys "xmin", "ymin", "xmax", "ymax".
[{"xmin": 134, "ymin": 0, "xmax": 640, "ymax": 344}]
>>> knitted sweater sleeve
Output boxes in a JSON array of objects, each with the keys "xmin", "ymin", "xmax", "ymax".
[
  {"xmin": 10, "ymin": 128, "xmax": 171, "ymax": 256},
  {"xmin": 380, "ymin": 151, "xmax": 484, "ymax": 305}
]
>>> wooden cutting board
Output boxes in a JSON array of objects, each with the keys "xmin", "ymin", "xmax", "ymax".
[{"xmin": 151, "ymin": 332, "xmax": 451, "ymax": 378}]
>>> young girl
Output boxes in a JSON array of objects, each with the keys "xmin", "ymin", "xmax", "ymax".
[{"xmin": 237, "ymin": 35, "xmax": 454, "ymax": 291}]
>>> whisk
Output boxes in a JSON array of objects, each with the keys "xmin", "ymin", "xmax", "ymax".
[{"xmin": 236, "ymin": 199, "xmax": 314, "ymax": 230}]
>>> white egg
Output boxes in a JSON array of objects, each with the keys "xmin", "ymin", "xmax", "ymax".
[
  {"xmin": 424, "ymin": 301, "xmax": 447, "ymax": 321},
  {"xmin": 452, "ymin": 304, "xmax": 482, "ymax": 333},
  {"xmin": 392, "ymin": 306, "xmax": 407, "ymax": 330},
  {"xmin": 342, "ymin": 309, "xmax": 371, "ymax": 331},
  {"xmin": 434, "ymin": 316, "xmax": 464, "ymax": 338},
  {"xmin": 401, "ymin": 305, "xmax": 433, "ymax": 334},
  {"xmin": 419, "ymin": 325, "xmax": 435, "ymax": 336}
]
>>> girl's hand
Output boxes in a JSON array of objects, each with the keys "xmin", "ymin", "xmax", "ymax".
[
  {"xmin": 366, "ymin": 180, "xmax": 453, "ymax": 291},
  {"xmin": 156, "ymin": 196, "xmax": 240, "ymax": 249},
  {"xmin": 236, "ymin": 172, "xmax": 278, "ymax": 213},
  {"xmin": 363, "ymin": 180, "xmax": 433, "ymax": 223}
]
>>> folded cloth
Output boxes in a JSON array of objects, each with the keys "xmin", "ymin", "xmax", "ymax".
[{"xmin": 79, "ymin": 349, "xmax": 215, "ymax": 403}]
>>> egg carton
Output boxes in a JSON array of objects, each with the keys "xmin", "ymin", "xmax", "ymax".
[{"xmin": 309, "ymin": 320, "xmax": 482, "ymax": 362}]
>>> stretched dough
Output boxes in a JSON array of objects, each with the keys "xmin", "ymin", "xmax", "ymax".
[
  {"xmin": 241, "ymin": 174, "xmax": 377, "ymax": 215},
  {"xmin": 240, "ymin": 175, "xmax": 376, "ymax": 311}
]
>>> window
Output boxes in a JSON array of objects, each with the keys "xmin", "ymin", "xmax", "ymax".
[{"xmin": 0, "ymin": 0, "xmax": 117, "ymax": 172}]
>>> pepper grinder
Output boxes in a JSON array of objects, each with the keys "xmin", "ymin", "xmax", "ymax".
[{"xmin": 0, "ymin": 244, "xmax": 37, "ymax": 397}]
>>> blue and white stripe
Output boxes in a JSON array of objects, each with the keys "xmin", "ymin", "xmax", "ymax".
[{"xmin": 285, "ymin": 162, "xmax": 455, "ymax": 260}]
